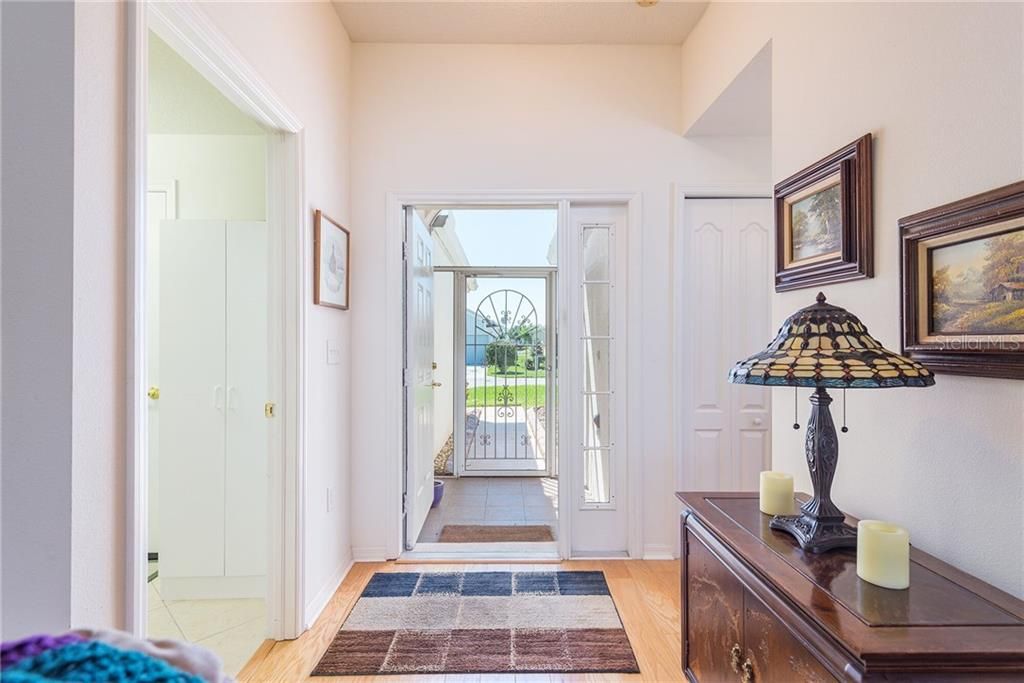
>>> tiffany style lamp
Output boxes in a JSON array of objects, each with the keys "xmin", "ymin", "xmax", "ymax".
[{"xmin": 728, "ymin": 292, "xmax": 935, "ymax": 553}]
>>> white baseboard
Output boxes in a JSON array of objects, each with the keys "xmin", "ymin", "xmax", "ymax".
[
  {"xmin": 303, "ymin": 557, "xmax": 353, "ymax": 629},
  {"xmin": 352, "ymin": 545, "xmax": 389, "ymax": 562},
  {"xmin": 642, "ymin": 544, "xmax": 677, "ymax": 560},
  {"xmin": 159, "ymin": 575, "xmax": 265, "ymax": 601}
]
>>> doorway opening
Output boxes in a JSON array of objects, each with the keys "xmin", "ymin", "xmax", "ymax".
[
  {"xmin": 144, "ymin": 30, "xmax": 270, "ymax": 675},
  {"xmin": 405, "ymin": 208, "xmax": 560, "ymax": 556}
]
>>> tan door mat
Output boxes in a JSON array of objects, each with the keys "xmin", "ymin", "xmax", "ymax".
[{"xmin": 438, "ymin": 524, "xmax": 554, "ymax": 543}]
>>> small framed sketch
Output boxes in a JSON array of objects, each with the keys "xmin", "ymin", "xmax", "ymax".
[
  {"xmin": 901, "ymin": 180, "xmax": 1024, "ymax": 379},
  {"xmin": 775, "ymin": 134, "xmax": 873, "ymax": 292},
  {"xmin": 314, "ymin": 209, "xmax": 350, "ymax": 310}
]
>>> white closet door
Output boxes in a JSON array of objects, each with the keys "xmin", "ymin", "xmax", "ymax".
[
  {"xmin": 681, "ymin": 198, "xmax": 771, "ymax": 491},
  {"xmin": 224, "ymin": 221, "xmax": 268, "ymax": 579},
  {"xmin": 159, "ymin": 220, "xmax": 227, "ymax": 579}
]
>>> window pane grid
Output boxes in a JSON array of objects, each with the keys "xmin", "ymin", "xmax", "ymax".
[{"xmin": 580, "ymin": 222, "xmax": 614, "ymax": 506}]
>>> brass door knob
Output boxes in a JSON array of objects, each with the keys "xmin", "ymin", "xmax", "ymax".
[
  {"xmin": 729, "ymin": 644, "xmax": 742, "ymax": 673},
  {"xmin": 740, "ymin": 658, "xmax": 755, "ymax": 683},
  {"xmin": 432, "ymin": 381, "xmax": 442, "ymax": 388},
  {"xmin": 147, "ymin": 386, "xmax": 160, "ymax": 400}
]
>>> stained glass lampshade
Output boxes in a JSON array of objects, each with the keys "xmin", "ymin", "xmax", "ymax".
[
  {"xmin": 728, "ymin": 292, "xmax": 935, "ymax": 389},
  {"xmin": 728, "ymin": 292, "xmax": 935, "ymax": 553}
]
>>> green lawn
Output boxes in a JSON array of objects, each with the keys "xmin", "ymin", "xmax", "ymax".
[
  {"xmin": 485, "ymin": 350, "xmax": 545, "ymax": 378},
  {"xmin": 466, "ymin": 384, "xmax": 546, "ymax": 408}
]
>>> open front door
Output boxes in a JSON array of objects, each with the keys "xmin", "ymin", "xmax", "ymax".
[{"xmin": 405, "ymin": 209, "xmax": 435, "ymax": 548}]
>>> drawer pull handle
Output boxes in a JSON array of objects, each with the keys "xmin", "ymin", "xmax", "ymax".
[
  {"xmin": 729, "ymin": 644, "xmax": 742, "ymax": 673},
  {"xmin": 741, "ymin": 658, "xmax": 755, "ymax": 683}
]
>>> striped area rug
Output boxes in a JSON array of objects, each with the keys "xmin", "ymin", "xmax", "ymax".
[{"xmin": 312, "ymin": 570, "xmax": 639, "ymax": 675}]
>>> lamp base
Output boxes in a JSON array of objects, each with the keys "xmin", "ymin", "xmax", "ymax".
[
  {"xmin": 769, "ymin": 513, "xmax": 857, "ymax": 553},
  {"xmin": 771, "ymin": 386, "xmax": 858, "ymax": 554}
]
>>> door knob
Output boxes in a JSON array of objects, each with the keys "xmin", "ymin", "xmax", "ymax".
[
  {"xmin": 147, "ymin": 386, "xmax": 160, "ymax": 400},
  {"xmin": 432, "ymin": 381, "xmax": 443, "ymax": 388},
  {"xmin": 753, "ymin": 417, "xmax": 763, "ymax": 426}
]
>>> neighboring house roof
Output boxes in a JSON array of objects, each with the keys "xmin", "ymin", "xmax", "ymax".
[{"xmin": 994, "ymin": 282, "xmax": 1024, "ymax": 290}]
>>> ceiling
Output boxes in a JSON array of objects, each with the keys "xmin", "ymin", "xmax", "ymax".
[{"xmin": 332, "ymin": 1, "xmax": 709, "ymax": 45}]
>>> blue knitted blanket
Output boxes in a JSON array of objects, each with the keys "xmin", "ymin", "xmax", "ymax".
[{"xmin": 1, "ymin": 635, "xmax": 204, "ymax": 683}]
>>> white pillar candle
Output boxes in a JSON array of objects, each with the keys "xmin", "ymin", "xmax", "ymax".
[
  {"xmin": 857, "ymin": 520, "xmax": 910, "ymax": 590},
  {"xmin": 759, "ymin": 471, "xmax": 794, "ymax": 516}
]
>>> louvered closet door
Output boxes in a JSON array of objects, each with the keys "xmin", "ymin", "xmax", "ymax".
[
  {"xmin": 160, "ymin": 220, "xmax": 227, "ymax": 579},
  {"xmin": 224, "ymin": 221, "xmax": 268, "ymax": 578}
]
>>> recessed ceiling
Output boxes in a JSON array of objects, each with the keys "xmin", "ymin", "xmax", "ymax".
[{"xmin": 332, "ymin": 1, "xmax": 709, "ymax": 45}]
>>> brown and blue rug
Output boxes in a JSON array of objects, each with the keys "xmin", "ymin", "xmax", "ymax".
[{"xmin": 312, "ymin": 570, "xmax": 640, "ymax": 675}]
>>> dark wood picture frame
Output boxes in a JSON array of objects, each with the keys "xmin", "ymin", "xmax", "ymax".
[
  {"xmin": 900, "ymin": 180, "xmax": 1024, "ymax": 380},
  {"xmin": 314, "ymin": 209, "xmax": 350, "ymax": 310},
  {"xmin": 774, "ymin": 134, "xmax": 873, "ymax": 292}
]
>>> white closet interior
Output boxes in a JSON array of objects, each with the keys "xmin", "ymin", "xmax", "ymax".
[{"xmin": 158, "ymin": 219, "xmax": 268, "ymax": 600}]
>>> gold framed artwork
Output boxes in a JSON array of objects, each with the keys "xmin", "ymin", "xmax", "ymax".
[
  {"xmin": 901, "ymin": 180, "xmax": 1024, "ymax": 379},
  {"xmin": 314, "ymin": 209, "xmax": 350, "ymax": 310},
  {"xmin": 775, "ymin": 134, "xmax": 873, "ymax": 292}
]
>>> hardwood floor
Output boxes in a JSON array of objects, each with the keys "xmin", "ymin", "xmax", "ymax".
[{"xmin": 238, "ymin": 560, "xmax": 683, "ymax": 682}]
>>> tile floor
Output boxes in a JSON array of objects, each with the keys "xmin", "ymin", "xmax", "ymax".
[
  {"xmin": 147, "ymin": 577, "xmax": 265, "ymax": 677},
  {"xmin": 417, "ymin": 476, "xmax": 558, "ymax": 543}
]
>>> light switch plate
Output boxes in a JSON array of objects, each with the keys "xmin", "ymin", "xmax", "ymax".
[{"xmin": 326, "ymin": 339, "xmax": 340, "ymax": 365}]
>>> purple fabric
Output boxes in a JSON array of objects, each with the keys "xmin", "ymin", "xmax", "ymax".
[{"xmin": 1, "ymin": 633, "xmax": 84, "ymax": 668}]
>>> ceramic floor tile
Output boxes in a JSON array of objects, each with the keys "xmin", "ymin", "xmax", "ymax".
[
  {"xmin": 165, "ymin": 598, "xmax": 265, "ymax": 642},
  {"xmin": 483, "ymin": 497, "xmax": 524, "ymax": 507},
  {"xmin": 148, "ymin": 582, "xmax": 165, "ymax": 612},
  {"xmin": 444, "ymin": 506, "xmax": 487, "ymax": 523},
  {"xmin": 196, "ymin": 615, "xmax": 267, "ymax": 677},
  {"xmin": 147, "ymin": 606, "xmax": 184, "ymax": 641},
  {"xmin": 524, "ymin": 505, "xmax": 556, "ymax": 522},
  {"xmin": 484, "ymin": 506, "xmax": 526, "ymax": 522}
]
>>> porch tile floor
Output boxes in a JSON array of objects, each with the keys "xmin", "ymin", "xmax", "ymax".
[{"xmin": 417, "ymin": 476, "xmax": 558, "ymax": 544}]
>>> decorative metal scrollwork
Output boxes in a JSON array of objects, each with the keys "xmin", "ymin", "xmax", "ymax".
[{"xmin": 467, "ymin": 286, "xmax": 545, "ymax": 463}]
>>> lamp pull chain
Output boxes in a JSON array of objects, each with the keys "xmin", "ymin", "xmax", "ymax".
[
  {"xmin": 792, "ymin": 387, "xmax": 800, "ymax": 430},
  {"xmin": 841, "ymin": 387, "xmax": 849, "ymax": 433}
]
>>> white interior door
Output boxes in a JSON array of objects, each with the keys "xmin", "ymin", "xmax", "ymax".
[
  {"xmin": 406, "ymin": 209, "xmax": 435, "ymax": 547},
  {"xmin": 159, "ymin": 220, "xmax": 227, "ymax": 579},
  {"xmin": 681, "ymin": 198, "xmax": 772, "ymax": 490},
  {"xmin": 225, "ymin": 221, "xmax": 268, "ymax": 579},
  {"xmin": 146, "ymin": 189, "xmax": 172, "ymax": 555}
]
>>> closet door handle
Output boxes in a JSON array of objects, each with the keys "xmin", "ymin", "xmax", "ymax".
[
  {"xmin": 214, "ymin": 385, "xmax": 225, "ymax": 412},
  {"xmin": 227, "ymin": 386, "xmax": 238, "ymax": 412}
]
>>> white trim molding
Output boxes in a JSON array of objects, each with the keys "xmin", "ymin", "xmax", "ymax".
[
  {"xmin": 303, "ymin": 558, "xmax": 353, "ymax": 630},
  {"xmin": 125, "ymin": 1, "xmax": 307, "ymax": 642}
]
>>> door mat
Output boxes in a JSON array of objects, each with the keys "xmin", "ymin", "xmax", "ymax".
[
  {"xmin": 312, "ymin": 570, "xmax": 639, "ymax": 676},
  {"xmin": 438, "ymin": 524, "xmax": 554, "ymax": 543}
]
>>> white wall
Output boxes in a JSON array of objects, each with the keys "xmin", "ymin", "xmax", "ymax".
[
  {"xmin": 2, "ymin": 0, "xmax": 353, "ymax": 635},
  {"xmin": 1, "ymin": 0, "xmax": 77, "ymax": 638},
  {"xmin": 349, "ymin": 43, "xmax": 771, "ymax": 558},
  {"xmin": 681, "ymin": 2, "xmax": 1024, "ymax": 597},
  {"xmin": 149, "ymin": 137, "xmax": 266, "ymax": 221},
  {"xmin": 197, "ymin": 1, "xmax": 355, "ymax": 624}
]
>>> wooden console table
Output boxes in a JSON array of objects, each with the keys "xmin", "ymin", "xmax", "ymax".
[{"xmin": 677, "ymin": 492, "xmax": 1024, "ymax": 682}]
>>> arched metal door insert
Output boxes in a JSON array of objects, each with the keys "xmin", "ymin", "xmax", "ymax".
[{"xmin": 463, "ymin": 281, "xmax": 551, "ymax": 474}]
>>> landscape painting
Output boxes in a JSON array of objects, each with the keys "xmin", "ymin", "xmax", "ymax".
[
  {"xmin": 930, "ymin": 226, "xmax": 1024, "ymax": 334},
  {"xmin": 789, "ymin": 180, "xmax": 842, "ymax": 264}
]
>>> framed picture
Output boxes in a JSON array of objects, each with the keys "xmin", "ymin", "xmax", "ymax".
[
  {"xmin": 775, "ymin": 134, "xmax": 873, "ymax": 291},
  {"xmin": 901, "ymin": 180, "xmax": 1024, "ymax": 379},
  {"xmin": 314, "ymin": 209, "xmax": 350, "ymax": 310}
]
